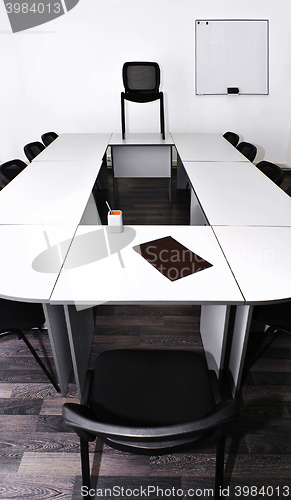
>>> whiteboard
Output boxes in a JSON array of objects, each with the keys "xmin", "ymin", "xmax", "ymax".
[{"xmin": 195, "ymin": 20, "xmax": 269, "ymax": 95}]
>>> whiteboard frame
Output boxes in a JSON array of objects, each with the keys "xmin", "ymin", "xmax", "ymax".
[{"xmin": 195, "ymin": 19, "xmax": 269, "ymax": 96}]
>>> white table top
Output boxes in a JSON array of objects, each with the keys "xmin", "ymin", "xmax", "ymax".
[
  {"xmin": 0, "ymin": 225, "xmax": 76, "ymax": 302},
  {"xmin": 50, "ymin": 225, "xmax": 244, "ymax": 306},
  {"xmin": 110, "ymin": 133, "xmax": 174, "ymax": 145},
  {"xmin": 33, "ymin": 133, "xmax": 112, "ymax": 162},
  {"xmin": 171, "ymin": 133, "xmax": 249, "ymax": 162},
  {"xmin": 185, "ymin": 161, "xmax": 291, "ymax": 226},
  {"xmin": 212, "ymin": 226, "xmax": 291, "ymax": 304},
  {"xmin": 0, "ymin": 161, "xmax": 99, "ymax": 225},
  {"xmin": 1, "ymin": 132, "xmax": 290, "ymax": 307}
]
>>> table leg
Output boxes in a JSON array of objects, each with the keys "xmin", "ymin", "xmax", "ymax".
[
  {"xmin": 166, "ymin": 177, "xmax": 172, "ymax": 204},
  {"xmin": 200, "ymin": 304, "xmax": 230, "ymax": 382},
  {"xmin": 228, "ymin": 305, "xmax": 253, "ymax": 397},
  {"xmin": 111, "ymin": 145, "xmax": 172, "ymax": 204},
  {"xmin": 176, "ymin": 154, "xmax": 189, "ymax": 189},
  {"xmin": 190, "ymin": 188, "xmax": 208, "ymax": 225},
  {"xmin": 43, "ymin": 304, "xmax": 72, "ymax": 396},
  {"xmin": 64, "ymin": 305, "xmax": 95, "ymax": 400},
  {"xmin": 96, "ymin": 155, "xmax": 109, "ymax": 190}
]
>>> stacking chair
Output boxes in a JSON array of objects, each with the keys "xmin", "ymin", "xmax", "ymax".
[
  {"xmin": 41, "ymin": 131, "xmax": 58, "ymax": 147},
  {"xmin": 242, "ymin": 302, "xmax": 291, "ymax": 387},
  {"xmin": 121, "ymin": 62, "xmax": 165, "ymax": 139},
  {"xmin": 236, "ymin": 141, "xmax": 257, "ymax": 162},
  {"xmin": 0, "ymin": 159, "xmax": 27, "ymax": 186},
  {"xmin": 256, "ymin": 160, "xmax": 284, "ymax": 186},
  {"xmin": 24, "ymin": 141, "xmax": 46, "ymax": 162},
  {"xmin": 223, "ymin": 131, "xmax": 239, "ymax": 147},
  {"xmin": 253, "ymin": 302, "xmax": 291, "ymax": 337},
  {"xmin": 63, "ymin": 349, "xmax": 238, "ymax": 499},
  {"xmin": 0, "ymin": 298, "xmax": 60, "ymax": 392}
]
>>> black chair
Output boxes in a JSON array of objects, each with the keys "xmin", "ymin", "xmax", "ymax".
[
  {"xmin": 0, "ymin": 159, "xmax": 27, "ymax": 186},
  {"xmin": 24, "ymin": 141, "xmax": 46, "ymax": 162},
  {"xmin": 286, "ymin": 186, "xmax": 291, "ymax": 196},
  {"xmin": 223, "ymin": 131, "xmax": 239, "ymax": 147},
  {"xmin": 236, "ymin": 141, "xmax": 257, "ymax": 162},
  {"xmin": 256, "ymin": 161, "xmax": 284, "ymax": 186},
  {"xmin": 63, "ymin": 349, "xmax": 238, "ymax": 499},
  {"xmin": 0, "ymin": 298, "xmax": 60, "ymax": 392},
  {"xmin": 242, "ymin": 302, "xmax": 291, "ymax": 386},
  {"xmin": 41, "ymin": 132, "xmax": 58, "ymax": 147},
  {"xmin": 121, "ymin": 62, "xmax": 165, "ymax": 139},
  {"xmin": 253, "ymin": 302, "xmax": 291, "ymax": 337}
]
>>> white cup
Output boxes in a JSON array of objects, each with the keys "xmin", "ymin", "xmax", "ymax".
[{"xmin": 108, "ymin": 210, "xmax": 123, "ymax": 233}]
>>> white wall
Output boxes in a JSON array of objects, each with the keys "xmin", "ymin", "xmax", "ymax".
[{"xmin": 1, "ymin": 0, "xmax": 291, "ymax": 166}]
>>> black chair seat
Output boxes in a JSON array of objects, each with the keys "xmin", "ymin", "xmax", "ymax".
[
  {"xmin": 121, "ymin": 62, "xmax": 165, "ymax": 139},
  {"xmin": 88, "ymin": 350, "xmax": 216, "ymax": 427},
  {"xmin": 63, "ymin": 349, "xmax": 238, "ymax": 498},
  {"xmin": 41, "ymin": 132, "xmax": 58, "ymax": 147},
  {"xmin": 223, "ymin": 131, "xmax": 239, "ymax": 146},
  {"xmin": 0, "ymin": 159, "xmax": 27, "ymax": 186},
  {"xmin": 24, "ymin": 141, "xmax": 46, "ymax": 162},
  {"xmin": 256, "ymin": 160, "xmax": 284, "ymax": 186},
  {"xmin": 124, "ymin": 91, "xmax": 162, "ymax": 103},
  {"xmin": 236, "ymin": 141, "xmax": 257, "ymax": 162}
]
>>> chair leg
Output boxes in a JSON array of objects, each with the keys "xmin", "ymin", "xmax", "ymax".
[
  {"xmin": 19, "ymin": 330, "xmax": 61, "ymax": 393},
  {"xmin": 241, "ymin": 327, "xmax": 278, "ymax": 389},
  {"xmin": 80, "ymin": 438, "xmax": 91, "ymax": 492},
  {"xmin": 121, "ymin": 94, "xmax": 126, "ymax": 139},
  {"xmin": 215, "ymin": 436, "xmax": 225, "ymax": 500},
  {"xmin": 160, "ymin": 93, "xmax": 165, "ymax": 140}
]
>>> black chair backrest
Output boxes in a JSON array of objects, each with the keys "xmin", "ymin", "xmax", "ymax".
[
  {"xmin": 256, "ymin": 160, "xmax": 284, "ymax": 186},
  {"xmin": 0, "ymin": 159, "xmax": 27, "ymax": 183},
  {"xmin": 0, "ymin": 297, "xmax": 45, "ymax": 332},
  {"xmin": 123, "ymin": 62, "xmax": 160, "ymax": 94},
  {"xmin": 223, "ymin": 131, "xmax": 239, "ymax": 147},
  {"xmin": 41, "ymin": 132, "xmax": 58, "ymax": 147},
  {"xmin": 0, "ymin": 297, "xmax": 60, "ymax": 392},
  {"xmin": 236, "ymin": 141, "xmax": 257, "ymax": 162},
  {"xmin": 24, "ymin": 141, "xmax": 46, "ymax": 162}
]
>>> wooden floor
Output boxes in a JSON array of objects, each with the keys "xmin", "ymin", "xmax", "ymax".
[{"xmin": 0, "ymin": 169, "xmax": 291, "ymax": 499}]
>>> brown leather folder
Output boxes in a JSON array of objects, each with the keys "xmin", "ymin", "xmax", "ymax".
[{"xmin": 133, "ymin": 236, "xmax": 212, "ymax": 281}]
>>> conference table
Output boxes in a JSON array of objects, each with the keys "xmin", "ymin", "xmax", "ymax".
[
  {"xmin": 0, "ymin": 132, "xmax": 290, "ymax": 400},
  {"xmin": 171, "ymin": 133, "xmax": 250, "ymax": 162},
  {"xmin": 184, "ymin": 160, "xmax": 291, "ymax": 226},
  {"xmin": 171, "ymin": 132, "xmax": 249, "ymax": 191}
]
